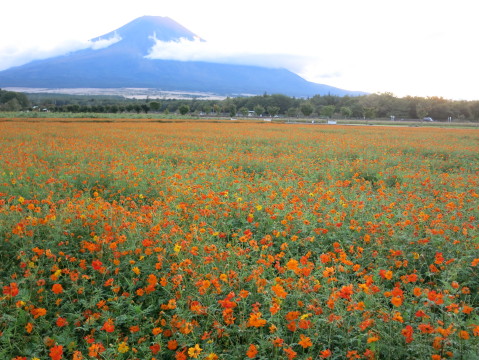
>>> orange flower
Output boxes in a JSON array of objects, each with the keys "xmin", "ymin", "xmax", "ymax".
[
  {"xmin": 286, "ymin": 259, "xmax": 299, "ymax": 271},
  {"xmin": 418, "ymin": 323, "xmax": 434, "ymax": 334},
  {"xmin": 130, "ymin": 325, "xmax": 140, "ymax": 333},
  {"xmin": 391, "ymin": 296, "xmax": 403, "ymax": 307},
  {"xmin": 91, "ymin": 259, "xmax": 103, "ymax": 270},
  {"xmin": 31, "ymin": 307, "xmax": 47, "ymax": 318},
  {"xmin": 25, "ymin": 322, "xmax": 33, "ymax": 333},
  {"xmin": 150, "ymin": 343, "xmax": 161, "ymax": 354},
  {"xmin": 283, "ymin": 347, "xmax": 297, "ymax": 360},
  {"xmin": 271, "ymin": 284, "xmax": 288, "ymax": 298},
  {"xmin": 270, "ymin": 302, "xmax": 280, "ymax": 315},
  {"xmin": 247, "ymin": 312, "xmax": 267, "ymax": 327},
  {"xmin": 52, "ymin": 283, "xmax": 64, "ymax": 294},
  {"xmin": 246, "ymin": 344, "xmax": 258, "ymax": 358},
  {"xmin": 72, "ymin": 351, "xmax": 83, "ymax": 360},
  {"xmin": 320, "ymin": 349, "xmax": 332, "ymax": 358},
  {"xmin": 56, "ymin": 317, "xmax": 68, "ymax": 327},
  {"xmin": 367, "ymin": 335, "xmax": 379, "ymax": 343},
  {"xmin": 88, "ymin": 343, "xmax": 105, "ymax": 357},
  {"xmin": 285, "ymin": 311, "xmax": 301, "ymax": 321},
  {"xmin": 49, "ymin": 345, "xmax": 63, "ymax": 360},
  {"xmin": 401, "ymin": 325, "xmax": 414, "ymax": 343},
  {"xmin": 167, "ymin": 339, "xmax": 178, "ymax": 350},
  {"xmin": 101, "ymin": 318, "xmax": 115, "ymax": 333},
  {"xmin": 379, "ymin": 269, "xmax": 393, "ymax": 280},
  {"xmin": 338, "ymin": 284, "xmax": 354, "ymax": 300},
  {"xmin": 298, "ymin": 334, "xmax": 313, "ymax": 348},
  {"xmin": 3, "ymin": 282, "xmax": 19, "ymax": 297}
]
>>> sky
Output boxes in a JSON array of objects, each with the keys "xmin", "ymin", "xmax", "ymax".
[{"xmin": 0, "ymin": 0, "xmax": 478, "ymax": 100}]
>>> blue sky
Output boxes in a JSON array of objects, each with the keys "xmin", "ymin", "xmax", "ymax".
[{"xmin": 1, "ymin": 0, "xmax": 477, "ymax": 100}]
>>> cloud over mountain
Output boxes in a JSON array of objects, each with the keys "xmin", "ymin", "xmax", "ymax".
[
  {"xmin": 146, "ymin": 37, "xmax": 312, "ymax": 73},
  {"xmin": 0, "ymin": 16, "xmax": 364, "ymax": 97}
]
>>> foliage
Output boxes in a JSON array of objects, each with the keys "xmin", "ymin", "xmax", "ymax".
[
  {"xmin": 5, "ymin": 90, "xmax": 479, "ymax": 121},
  {"xmin": 1, "ymin": 122, "xmax": 479, "ymax": 359},
  {"xmin": 179, "ymin": 104, "xmax": 190, "ymax": 115},
  {"xmin": 0, "ymin": 89, "xmax": 30, "ymax": 111},
  {"xmin": 300, "ymin": 103, "xmax": 314, "ymax": 117}
]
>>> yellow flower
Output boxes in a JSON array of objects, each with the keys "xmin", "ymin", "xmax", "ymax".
[
  {"xmin": 118, "ymin": 341, "xmax": 130, "ymax": 353},
  {"xmin": 132, "ymin": 267, "xmax": 141, "ymax": 275},
  {"xmin": 174, "ymin": 244, "xmax": 181, "ymax": 253},
  {"xmin": 188, "ymin": 344, "xmax": 202, "ymax": 358}
]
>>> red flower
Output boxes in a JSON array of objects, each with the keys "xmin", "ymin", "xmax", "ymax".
[
  {"xmin": 50, "ymin": 345, "xmax": 63, "ymax": 360},
  {"xmin": 56, "ymin": 317, "xmax": 68, "ymax": 327},
  {"xmin": 150, "ymin": 343, "xmax": 161, "ymax": 354},
  {"xmin": 52, "ymin": 283, "xmax": 64, "ymax": 294},
  {"xmin": 101, "ymin": 318, "xmax": 115, "ymax": 333},
  {"xmin": 401, "ymin": 325, "xmax": 414, "ymax": 343},
  {"xmin": 92, "ymin": 259, "xmax": 103, "ymax": 270},
  {"xmin": 3, "ymin": 282, "xmax": 19, "ymax": 297},
  {"xmin": 338, "ymin": 284, "xmax": 354, "ymax": 300}
]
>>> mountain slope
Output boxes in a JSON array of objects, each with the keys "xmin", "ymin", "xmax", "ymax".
[{"xmin": 0, "ymin": 16, "xmax": 364, "ymax": 97}]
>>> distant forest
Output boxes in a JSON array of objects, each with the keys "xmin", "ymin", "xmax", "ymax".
[{"xmin": 2, "ymin": 89, "xmax": 479, "ymax": 121}]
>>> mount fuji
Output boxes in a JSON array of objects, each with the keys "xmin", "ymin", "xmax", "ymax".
[{"xmin": 0, "ymin": 16, "xmax": 364, "ymax": 97}]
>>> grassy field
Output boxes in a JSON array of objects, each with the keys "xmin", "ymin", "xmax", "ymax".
[{"xmin": 1, "ymin": 121, "xmax": 479, "ymax": 359}]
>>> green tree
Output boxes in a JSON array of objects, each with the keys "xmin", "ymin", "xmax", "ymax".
[
  {"xmin": 0, "ymin": 98, "xmax": 21, "ymax": 111},
  {"xmin": 254, "ymin": 105, "xmax": 265, "ymax": 117},
  {"xmin": 179, "ymin": 104, "xmax": 190, "ymax": 115},
  {"xmin": 340, "ymin": 106, "xmax": 353, "ymax": 118},
  {"xmin": 203, "ymin": 104, "xmax": 212, "ymax": 115},
  {"xmin": 320, "ymin": 105, "xmax": 336, "ymax": 118},
  {"xmin": 363, "ymin": 107, "xmax": 377, "ymax": 119},
  {"xmin": 267, "ymin": 106, "xmax": 280, "ymax": 117},
  {"xmin": 300, "ymin": 103, "xmax": 314, "ymax": 117},
  {"xmin": 149, "ymin": 101, "xmax": 161, "ymax": 112},
  {"xmin": 229, "ymin": 104, "xmax": 237, "ymax": 118},
  {"xmin": 0, "ymin": 89, "xmax": 30, "ymax": 110},
  {"xmin": 287, "ymin": 107, "xmax": 299, "ymax": 117}
]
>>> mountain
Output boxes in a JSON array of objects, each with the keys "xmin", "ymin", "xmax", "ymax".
[{"xmin": 0, "ymin": 16, "xmax": 364, "ymax": 97}]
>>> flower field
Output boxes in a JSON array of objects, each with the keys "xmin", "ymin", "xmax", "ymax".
[{"xmin": 1, "ymin": 121, "xmax": 479, "ymax": 360}]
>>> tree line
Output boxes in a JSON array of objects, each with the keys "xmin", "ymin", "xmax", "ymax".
[
  {"xmin": 3, "ymin": 89, "xmax": 479, "ymax": 121},
  {"xmin": 0, "ymin": 89, "xmax": 30, "ymax": 111}
]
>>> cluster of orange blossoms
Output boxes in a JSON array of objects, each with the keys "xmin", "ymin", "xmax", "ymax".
[{"xmin": 1, "ymin": 121, "xmax": 478, "ymax": 359}]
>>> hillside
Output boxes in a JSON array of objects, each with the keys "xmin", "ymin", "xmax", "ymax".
[{"xmin": 0, "ymin": 16, "xmax": 364, "ymax": 97}]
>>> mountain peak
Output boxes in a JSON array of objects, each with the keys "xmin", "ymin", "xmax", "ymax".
[
  {"xmin": 90, "ymin": 16, "xmax": 199, "ymax": 54},
  {"xmin": 0, "ymin": 16, "xmax": 364, "ymax": 97}
]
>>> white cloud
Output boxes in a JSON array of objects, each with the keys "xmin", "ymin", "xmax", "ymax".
[
  {"xmin": 0, "ymin": 34, "xmax": 122, "ymax": 71},
  {"xmin": 145, "ymin": 37, "xmax": 313, "ymax": 72},
  {"xmin": 90, "ymin": 33, "xmax": 122, "ymax": 50}
]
